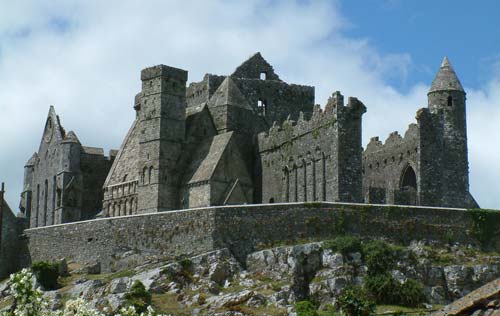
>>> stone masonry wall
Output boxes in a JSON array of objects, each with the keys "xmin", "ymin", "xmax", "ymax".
[
  {"xmin": 25, "ymin": 208, "xmax": 217, "ymax": 272},
  {"xmin": 257, "ymin": 92, "xmax": 365, "ymax": 204},
  {"xmin": 0, "ymin": 200, "xmax": 28, "ymax": 279},
  {"xmin": 24, "ymin": 203, "xmax": 500, "ymax": 272},
  {"xmin": 362, "ymin": 124, "xmax": 420, "ymax": 205}
]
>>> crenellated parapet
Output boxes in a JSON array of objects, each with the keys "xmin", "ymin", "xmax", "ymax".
[
  {"xmin": 364, "ymin": 123, "xmax": 419, "ymax": 155},
  {"xmin": 258, "ymin": 92, "xmax": 366, "ymax": 152},
  {"xmin": 257, "ymin": 91, "xmax": 366, "ymax": 204}
]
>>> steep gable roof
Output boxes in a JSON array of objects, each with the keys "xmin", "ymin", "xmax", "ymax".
[
  {"xmin": 38, "ymin": 106, "xmax": 66, "ymax": 153},
  {"xmin": 207, "ymin": 76, "xmax": 253, "ymax": 111},
  {"xmin": 103, "ymin": 119, "xmax": 140, "ymax": 186},
  {"xmin": 184, "ymin": 132, "xmax": 234, "ymax": 185}
]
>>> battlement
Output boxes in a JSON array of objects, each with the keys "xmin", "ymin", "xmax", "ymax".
[
  {"xmin": 364, "ymin": 123, "xmax": 419, "ymax": 155},
  {"xmin": 258, "ymin": 92, "xmax": 365, "ymax": 152},
  {"xmin": 140, "ymin": 64, "xmax": 188, "ymax": 82}
]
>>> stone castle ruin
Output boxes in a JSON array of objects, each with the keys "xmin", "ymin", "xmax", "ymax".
[{"xmin": 18, "ymin": 53, "xmax": 477, "ymax": 229}]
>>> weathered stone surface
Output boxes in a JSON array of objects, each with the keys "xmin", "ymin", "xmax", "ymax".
[
  {"xmin": 19, "ymin": 106, "xmax": 114, "ymax": 229},
  {"xmin": 431, "ymin": 278, "xmax": 500, "ymax": 316},
  {"xmin": 24, "ymin": 203, "xmax": 500, "ymax": 273},
  {"xmin": 363, "ymin": 57, "xmax": 477, "ymax": 209},
  {"xmin": 108, "ymin": 277, "xmax": 129, "ymax": 294},
  {"xmin": 69, "ymin": 279, "xmax": 104, "ymax": 299}
]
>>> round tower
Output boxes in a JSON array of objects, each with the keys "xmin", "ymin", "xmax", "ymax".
[{"xmin": 427, "ymin": 57, "xmax": 470, "ymax": 207}]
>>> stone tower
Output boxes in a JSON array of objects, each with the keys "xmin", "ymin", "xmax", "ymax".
[
  {"xmin": 136, "ymin": 65, "xmax": 188, "ymax": 213},
  {"xmin": 427, "ymin": 57, "xmax": 471, "ymax": 207}
]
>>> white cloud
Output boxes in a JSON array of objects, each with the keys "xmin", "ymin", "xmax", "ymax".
[{"xmin": 0, "ymin": 0, "xmax": 498, "ymax": 209}]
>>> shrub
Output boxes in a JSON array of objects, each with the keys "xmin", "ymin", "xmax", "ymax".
[
  {"xmin": 124, "ymin": 280, "xmax": 152, "ymax": 313},
  {"xmin": 337, "ymin": 286, "xmax": 375, "ymax": 316},
  {"xmin": 179, "ymin": 258, "xmax": 192, "ymax": 270},
  {"xmin": 364, "ymin": 274, "xmax": 425, "ymax": 307},
  {"xmin": 295, "ymin": 300, "xmax": 318, "ymax": 316},
  {"xmin": 468, "ymin": 209, "xmax": 500, "ymax": 249},
  {"xmin": 323, "ymin": 236, "xmax": 362, "ymax": 256},
  {"xmin": 31, "ymin": 261, "xmax": 59, "ymax": 290},
  {"xmin": 399, "ymin": 279, "xmax": 426, "ymax": 307},
  {"xmin": 364, "ymin": 273, "xmax": 400, "ymax": 304},
  {"xmin": 362, "ymin": 240, "xmax": 396, "ymax": 275}
]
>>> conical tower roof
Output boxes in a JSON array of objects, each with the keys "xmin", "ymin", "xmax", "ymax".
[
  {"xmin": 208, "ymin": 76, "xmax": 253, "ymax": 111},
  {"xmin": 429, "ymin": 57, "xmax": 464, "ymax": 93}
]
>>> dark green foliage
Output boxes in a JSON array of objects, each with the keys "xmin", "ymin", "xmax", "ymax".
[
  {"xmin": 337, "ymin": 286, "xmax": 375, "ymax": 316},
  {"xmin": 399, "ymin": 279, "xmax": 426, "ymax": 307},
  {"xmin": 162, "ymin": 259, "xmax": 193, "ymax": 284},
  {"xmin": 362, "ymin": 240, "xmax": 396, "ymax": 275},
  {"xmin": 333, "ymin": 209, "xmax": 348, "ymax": 235},
  {"xmin": 295, "ymin": 300, "xmax": 318, "ymax": 316},
  {"xmin": 364, "ymin": 273, "xmax": 400, "ymax": 304},
  {"xmin": 31, "ymin": 261, "xmax": 59, "ymax": 290},
  {"xmin": 323, "ymin": 236, "xmax": 362, "ymax": 256},
  {"xmin": 124, "ymin": 280, "xmax": 152, "ymax": 313},
  {"xmin": 468, "ymin": 209, "xmax": 500, "ymax": 249},
  {"xmin": 179, "ymin": 258, "xmax": 193, "ymax": 271},
  {"xmin": 364, "ymin": 274, "xmax": 425, "ymax": 307}
]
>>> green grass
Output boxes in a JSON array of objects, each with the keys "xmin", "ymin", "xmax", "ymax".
[
  {"xmin": 376, "ymin": 304, "xmax": 441, "ymax": 315},
  {"xmin": 151, "ymin": 293, "xmax": 191, "ymax": 316}
]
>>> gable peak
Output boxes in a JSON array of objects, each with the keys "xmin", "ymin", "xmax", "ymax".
[{"xmin": 231, "ymin": 52, "xmax": 281, "ymax": 80}]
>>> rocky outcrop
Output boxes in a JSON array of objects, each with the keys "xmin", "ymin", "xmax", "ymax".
[
  {"xmin": 1, "ymin": 240, "xmax": 499, "ymax": 315},
  {"xmin": 431, "ymin": 278, "xmax": 500, "ymax": 316}
]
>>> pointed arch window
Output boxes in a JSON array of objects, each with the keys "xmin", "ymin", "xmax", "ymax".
[
  {"xmin": 401, "ymin": 165, "xmax": 417, "ymax": 191},
  {"xmin": 148, "ymin": 166, "xmax": 154, "ymax": 184},
  {"xmin": 142, "ymin": 167, "xmax": 147, "ymax": 184}
]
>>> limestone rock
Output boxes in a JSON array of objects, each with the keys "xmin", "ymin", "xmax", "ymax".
[
  {"xmin": 444, "ymin": 265, "xmax": 473, "ymax": 299},
  {"xmin": 321, "ymin": 249, "xmax": 343, "ymax": 269},
  {"xmin": 43, "ymin": 291, "xmax": 63, "ymax": 310},
  {"xmin": 69, "ymin": 279, "xmax": 105, "ymax": 299},
  {"xmin": 130, "ymin": 267, "xmax": 162, "ymax": 291},
  {"xmin": 208, "ymin": 290, "xmax": 254, "ymax": 308},
  {"xmin": 108, "ymin": 277, "xmax": 129, "ymax": 294}
]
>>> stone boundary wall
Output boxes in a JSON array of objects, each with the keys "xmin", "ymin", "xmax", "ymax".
[
  {"xmin": 1, "ymin": 201, "xmax": 28, "ymax": 279},
  {"xmin": 24, "ymin": 202, "xmax": 500, "ymax": 272}
]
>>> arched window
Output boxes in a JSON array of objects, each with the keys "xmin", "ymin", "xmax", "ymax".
[
  {"xmin": 148, "ymin": 166, "xmax": 154, "ymax": 184},
  {"xmin": 284, "ymin": 166, "xmax": 290, "ymax": 202},
  {"xmin": 260, "ymin": 72, "xmax": 267, "ymax": 80},
  {"xmin": 269, "ymin": 198, "xmax": 275, "ymax": 203},
  {"xmin": 257, "ymin": 99, "xmax": 267, "ymax": 116},
  {"xmin": 43, "ymin": 179, "xmax": 48, "ymax": 226},
  {"xmin": 447, "ymin": 96, "xmax": 453, "ymax": 107},
  {"xmin": 142, "ymin": 167, "xmax": 147, "ymax": 184},
  {"xmin": 401, "ymin": 165, "xmax": 417, "ymax": 191}
]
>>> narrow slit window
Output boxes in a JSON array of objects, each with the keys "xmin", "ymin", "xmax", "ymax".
[
  {"xmin": 257, "ymin": 99, "xmax": 267, "ymax": 116},
  {"xmin": 447, "ymin": 96, "xmax": 453, "ymax": 107}
]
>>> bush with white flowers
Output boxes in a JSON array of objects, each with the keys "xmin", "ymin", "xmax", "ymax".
[{"xmin": 1, "ymin": 269, "xmax": 167, "ymax": 316}]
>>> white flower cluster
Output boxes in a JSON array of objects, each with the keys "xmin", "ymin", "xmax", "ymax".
[{"xmin": 1, "ymin": 270, "xmax": 170, "ymax": 316}]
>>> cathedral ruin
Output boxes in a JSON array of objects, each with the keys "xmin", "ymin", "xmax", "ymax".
[{"xmin": 19, "ymin": 53, "xmax": 478, "ymax": 228}]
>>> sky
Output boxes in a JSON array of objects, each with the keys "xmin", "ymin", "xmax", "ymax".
[{"xmin": 0, "ymin": 0, "xmax": 499, "ymax": 210}]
